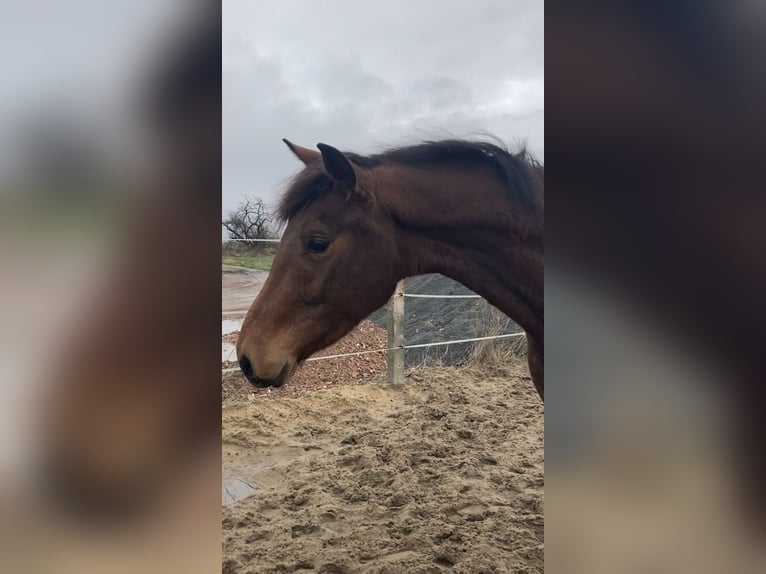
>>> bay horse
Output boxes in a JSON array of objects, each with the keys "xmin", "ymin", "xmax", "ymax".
[{"xmin": 237, "ymin": 138, "xmax": 544, "ymax": 399}]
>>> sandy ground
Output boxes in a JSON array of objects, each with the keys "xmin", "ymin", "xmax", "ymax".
[
  {"xmin": 223, "ymin": 265, "xmax": 269, "ymax": 315},
  {"xmin": 222, "ymin": 363, "xmax": 543, "ymax": 574}
]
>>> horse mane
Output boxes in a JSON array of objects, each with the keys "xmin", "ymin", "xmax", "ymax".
[{"xmin": 277, "ymin": 139, "xmax": 541, "ymax": 223}]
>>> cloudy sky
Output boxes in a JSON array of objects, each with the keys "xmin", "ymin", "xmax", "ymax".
[{"xmin": 223, "ymin": 0, "xmax": 543, "ymax": 217}]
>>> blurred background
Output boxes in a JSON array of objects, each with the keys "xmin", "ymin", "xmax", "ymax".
[
  {"xmin": 0, "ymin": 1, "xmax": 220, "ymax": 572},
  {"xmin": 547, "ymin": 0, "xmax": 766, "ymax": 571}
]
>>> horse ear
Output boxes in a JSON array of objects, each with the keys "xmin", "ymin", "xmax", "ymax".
[
  {"xmin": 317, "ymin": 143, "xmax": 356, "ymax": 190},
  {"xmin": 282, "ymin": 138, "xmax": 320, "ymax": 165}
]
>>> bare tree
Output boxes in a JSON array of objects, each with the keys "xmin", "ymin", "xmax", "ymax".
[{"xmin": 223, "ymin": 197, "xmax": 276, "ymax": 240}]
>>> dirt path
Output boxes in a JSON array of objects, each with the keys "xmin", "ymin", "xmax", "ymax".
[
  {"xmin": 223, "ymin": 265, "xmax": 269, "ymax": 315},
  {"xmin": 222, "ymin": 363, "xmax": 543, "ymax": 574}
]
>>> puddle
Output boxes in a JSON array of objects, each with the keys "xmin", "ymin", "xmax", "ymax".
[
  {"xmin": 222, "ymin": 319, "xmax": 243, "ymax": 335},
  {"xmin": 222, "ymin": 342, "xmax": 237, "ymax": 362},
  {"xmin": 222, "ymin": 460, "xmax": 267, "ymax": 505},
  {"xmin": 222, "ymin": 477, "xmax": 258, "ymax": 504},
  {"xmin": 222, "ymin": 449, "xmax": 305, "ymax": 505}
]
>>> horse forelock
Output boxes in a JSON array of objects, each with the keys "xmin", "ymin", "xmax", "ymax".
[{"xmin": 276, "ymin": 164, "xmax": 332, "ymax": 224}]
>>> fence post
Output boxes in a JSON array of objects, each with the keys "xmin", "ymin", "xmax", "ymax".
[{"xmin": 387, "ymin": 279, "xmax": 405, "ymax": 385}]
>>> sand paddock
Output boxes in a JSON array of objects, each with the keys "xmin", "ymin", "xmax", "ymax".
[{"xmin": 222, "ymin": 363, "xmax": 543, "ymax": 573}]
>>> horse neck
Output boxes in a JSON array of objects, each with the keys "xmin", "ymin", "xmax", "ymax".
[{"xmin": 377, "ymin": 163, "xmax": 544, "ymax": 339}]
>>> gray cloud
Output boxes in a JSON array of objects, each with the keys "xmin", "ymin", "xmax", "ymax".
[{"xmin": 224, "ymin": 0, "xmax": 543, "ymax": 214}]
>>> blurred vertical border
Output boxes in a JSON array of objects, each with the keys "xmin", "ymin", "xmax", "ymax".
[
  {"xmin": 0, "ymin": 1, "xmax": 221, "ymax": 572},
  {"xmin": 546, "ymin": 0, "xmax": 766, "ymax": 571}
]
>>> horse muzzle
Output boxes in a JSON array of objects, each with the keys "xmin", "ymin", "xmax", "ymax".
[{"xmin": 238, "ymin": 355, "xmax": 289, "ymax": 388}]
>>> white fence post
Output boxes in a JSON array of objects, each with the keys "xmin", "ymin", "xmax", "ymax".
[{"xmin": 387, "ymin": 279, "xmax": 405, "ymax": 385}]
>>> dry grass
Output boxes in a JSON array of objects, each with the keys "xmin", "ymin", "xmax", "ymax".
[
  {"xmin": 221, "ymin": 241, "xmax": 277, "ymax": 270},
  {"xmin": 468, "ymin": 303, "xmax": 527, "ymax": 368}
]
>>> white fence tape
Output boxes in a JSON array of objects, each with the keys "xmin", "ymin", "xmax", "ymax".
[
  {"xmin": 403, "ymin": 293, "xmax": 481, "ymax": 299},
  {"xmin": 400, "ymin": 332, "xmax": 524, "ymax": 349},
  {"xmin": 223, "ymin": 238, "xmax": 281, "ymax": 243},
  {"xmin": 221, "ymin": 332, "xmax": 525, "ymax": 374}
]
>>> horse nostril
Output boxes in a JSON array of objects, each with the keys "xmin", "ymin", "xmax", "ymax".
[{"xmin": 239, "ymin": 355, "xmax": 254, "ymax": 380}]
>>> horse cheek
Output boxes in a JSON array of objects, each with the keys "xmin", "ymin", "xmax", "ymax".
[{"xmin": 300, "ymin": 264, "xmax": 326, "ymax": 305}]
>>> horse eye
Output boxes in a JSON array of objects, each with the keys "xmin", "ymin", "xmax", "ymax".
[{"xmin": 307, "ymin": 238, "xmax": 329, "ymax": 253}]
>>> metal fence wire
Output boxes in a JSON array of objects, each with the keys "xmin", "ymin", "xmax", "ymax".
[{"xmin": 221, "ymin": 238, "xmax": 525, "ymax": 380}]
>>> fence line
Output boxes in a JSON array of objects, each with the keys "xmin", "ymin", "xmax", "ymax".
[
  {"xmin": 224, "ymin": 238, "xmax": 281, "ymax": 243},
  {"xmin": 221, "ymin": 332, "xmax": 524, "ymax": 375},
  {"xmin": 401, "ymin": 332, "xmax": 524, "ymax": 349},
  {"xmin": 222, "ymin": 237, "xmax": 525, "ymax": 383},
  {"xmin": 403, "ymin": 293, "xmax": 481, "ymax": 299}
]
